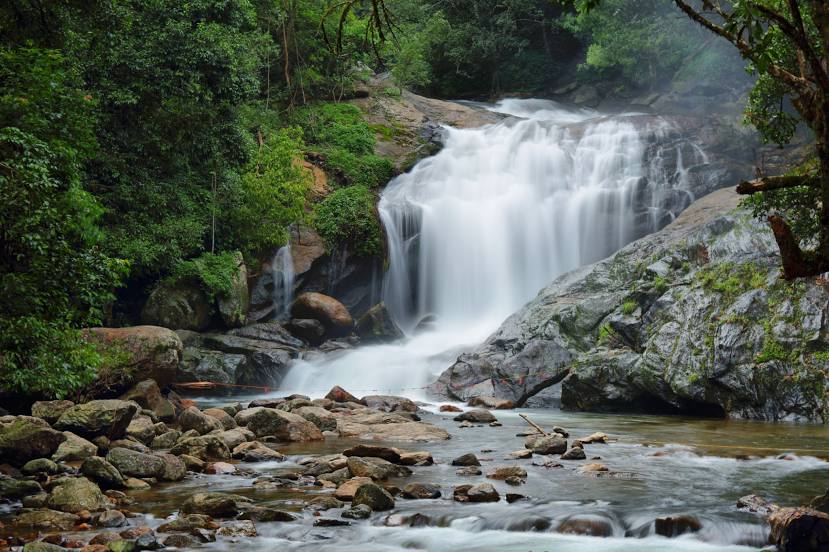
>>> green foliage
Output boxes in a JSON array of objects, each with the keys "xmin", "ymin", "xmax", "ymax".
[
  {"xmin": 652, "ymin": 276, "xmax": 668, "ymax": 295},
  {"xmin": 696, "ymin": 262, "xmax": 766, "ymax": 300},
  {"xmin": 621, "ymin": 300, "xmax": 637, "ymax": 315},
  {"xmin": 169, "ymin": 251, "xmax": 240, "ymax": 301},
  {"xmin": 756, "ymin": 322, "xmax": 793, "ymax": 364},
  {"xmin": 315, "ymin": 186, "xmax": 381, "ymax": 256}
]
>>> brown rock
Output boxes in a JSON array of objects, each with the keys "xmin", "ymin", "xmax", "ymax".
[
  {"xmin": 334, "ymin": 477, "xmax": 373, "ymax": 501},
  {"xmin": 654, "ymin": 515, "xmax": 702, "ymax": 537},
  {"xmin": 486, "ymin": 466, "xmax": 527, "ymax": 480},
  {"xmin": 467, "ymin": 396, "xmax": 515, "ymax": 410},
  {"xmin": 439, "ymin": 405, "xmax": 462, "ymax": 413},
  {"xmin": 291, "ymin": 292, "xmax": 353, "ymax": 337},
  {"xmin": 769, "ymin": 507, "xmax": 829, "ymax": 552},
  {"xmin": 85, "ymin": 326, "xmax": 182, "ymax": 390}
]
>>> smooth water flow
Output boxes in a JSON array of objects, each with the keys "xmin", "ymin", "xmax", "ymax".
[
  {"xmin": 271, "ymin": 244, "xmax": 295, "ymax": 320},
  {"xmin": 282, "ymin": 99, "xmax": 705, "ymax": 395}
]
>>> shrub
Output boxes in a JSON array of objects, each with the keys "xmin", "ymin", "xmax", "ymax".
[
  {"xmin": 168, "ymin": 251, "xmax": 241, "ymax": 301},
  {"xmin": 314, "ymin": 186, "xmax": 381, "ymax": 257}
]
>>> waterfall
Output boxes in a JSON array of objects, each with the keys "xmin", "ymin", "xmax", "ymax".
[
  {"xmin": 271, "ymin": 243, "xmax": 295, "ymax": 320},
  {"xmin": 281, "ymin": 99, "xmax": 707, "ymax": 396}
]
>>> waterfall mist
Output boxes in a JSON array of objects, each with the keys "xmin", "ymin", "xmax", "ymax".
[{"xmin": 281, "ymin": 99, "xmax": 707, "ymax": 396}]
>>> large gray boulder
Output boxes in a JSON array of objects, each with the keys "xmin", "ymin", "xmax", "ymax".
[
  {"xmin": 106, "ymin": 447, "xmax": 166, "ymax": 479},
  {"xmin": 47, "ymin": 477, "xmax": 109, "ymax": 513},
  {"xmin": 55, "ymin": 400, "xmax": 137, "ymax": 439},
  {"xmin": 0, "ymin": 417, "xmax": 66, "ymax": 465},
  {"xmin": 141, "ymin": 280, "xmax": 212, "ymax": 331},
  {"xmin": 430, "ymin": 189, "xmax": 829, "ymax": 421},
  {"xmin": 234, "ymin": 407, "xmax": 323, "ymax": 442}
]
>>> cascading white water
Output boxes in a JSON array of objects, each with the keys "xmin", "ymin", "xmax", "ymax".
[
  {"xmin": 271, "ymin": 244, "xmax": 295, "ymax": 320},
  {"xmin": 282, "ymin": 99, "xmax": 706, "ymax": 396}
]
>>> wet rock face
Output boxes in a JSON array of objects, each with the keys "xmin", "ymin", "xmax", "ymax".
[
  {"xmin": 55, "ymin": 400, "xmax": 138, "ymax": 440},
  {"xmin": 769, "ymin": 507, "xmax": 829, "ymax": 552},
  {"xmin": 291, "ymin": 292, "xmax": 354, "ymax": 338},
  {"xmin": 0, "ymin": 418, "xmax": 66, "ymax": 465},
  {"xmin": 431, "ymin": 188, "xmax": 829, "ymax": 422},
  {"xmin": 141, "ymin": 280, "xmax": 212, "ymax": 331}
]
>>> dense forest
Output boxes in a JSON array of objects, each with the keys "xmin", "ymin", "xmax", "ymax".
[{"xmin": 0, "ymin": 0, "xmax": 753, "ymax": 398}]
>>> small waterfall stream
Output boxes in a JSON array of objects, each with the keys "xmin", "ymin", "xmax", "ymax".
[
  {"xmin": 271, "ymin": 243, "xmax": 295, "ymax": 320},
  {"xmin": 282, "ymin": 99, "xmax": 707, "ymax": 396}
]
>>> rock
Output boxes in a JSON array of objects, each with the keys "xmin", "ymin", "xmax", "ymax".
[
  {"xmin": 22, "ymin": 542, "xmax": 66, "ymax": 552},
  {"xmin": 769, "ymin": 507, "xmax": 829, "ymax": 552},
  {"xmin": 337, "ymin": 419, "xmax": 449, "ymax": 442},
  {"xmin": 238, "ymin": 507, "xmax": 296, "ymax": 522},
  {"xmin": 216, "ymin": 520, "xmax": 257, "ymax": 537},
  {"xmin": 467, "ymin": 396, "xmax": 515, "ymax": 410},
  {"xmin": 353, "ymin": 483, "xmax": 395, "ymax": 511},
  {"xmin": 234, "ymin": 407, "xmax": 323, "ymax": 441},
  {"xmin": 487, "ymin": 467, "xmax": 527, "ymax": 480},
  {"xmin": 214, "ymin": 429, "xmax": 249, "ymax": 450},
  {"xmin": 439, "ymin": 405, "xmax": 462, "ymax": 412},
  {"xmin": 579, "ymin": 463, "xmax": 608, "ymax": 473},
  {"xmin": 181, "ymin": 492, "xmax": 242, "ymax": 518},
  {"xmin": 737, "ymin": 494, "xmax": 780, "ymax": 515},
  {"xmin": 561, "ymin": 447, "xmax": 587, "ymax": 460},
  {"xmin": 361, "ymin": 395, "xmax": 418, "ymax": 413},
  {"xmin": 157, "ymin": 513, "xmax": 215, "ymax": 532},
  {"xmin": 453, "ymin": 409, "xmax": 496, "ymax": 423},
  {"xmin": 81, "ymin": 457, "xmax": 125, "ymax": 488},
  {"xmin": 293, "ymin": 406, "xmax": 337, "ymax": 432},
  {"xmin": 162, "ymin": 534, "xmax": 198, "ymax": 548},
  {"xmin": 654, "ymin": 515, "xmax": 702, "ymax": 537},
  {"xmin": 178, "ymin": 407, "xmax": 222, "ymax": 435},
  {"xmin": 506, "ymin": 493, "xmax": 525, "ymax": 503},
  {"xmin": 455, "ymin": 466, "xmax": 482, "ymax": 476},
  {"xmin": 325, "ymin": 386, "xmax": 361, "ymax": 403},
  {"xmin": 13, "ymin": 508, "xmax": 78, "ymax": 531},
  {"xmin": 55, "ymin": 400, "xmax": 138, "ymax": 440},
  {"xmin": 47, "ymin": 476, "xmax": 108, "ymax": 513},
  {"xmin": 203, "ymin": 408, "xmax": 237, "ymax": 430},
  {"xmin": 558, "ymin": 515, "xmax": 615, "ymax": 537},
  {"xmin": 119, "ymin": 381, "xmax": 175, "ymax": 423},
  {"xmin": 216, "ymin": 251, "xmax": 249, "ymax": 329},
  {"xmin": 155, "ymin": 452, "xmax": 186, "ymax": 481},
  {"xmin": 232, "ymin": 441, "xmax": 284, "ymax": 462},
  {"xmin": 346, "ymin": 457, "xmax": 411, "ymax": 480},
  {"xmin": 141, "ymin": 280, "xmax": 211, "ymax": 331},
  {"xmin": 179, "ymin": 454, "xmax": 206, "ymax": 472},
  {"xmin": 124, "ymin": 416, "xmax": 156, "ymax": 445},
  {"xmin": 0, "ymin": 417, "xmax": 67, "ymax": 465},
  {"xmin": 0, "ymin": 476, "xmax": 42, "ymax": 499},
  {"xmin": 291, "ymin": 292, "xmax": 353, "ymax": 337},
  {"xmin": 355, "ymin": 303, "xmax": 403, "ymax": 343},
  {"xmin": 108, "ymin": 439, "xmax": 149, "ymax": 453},
  {"xmin": 86, "ymin": 327, "xmax": 182, "ymax": 391},
  {"xmin": 314, "ymin": 518, "xmax": 351, "ymax": 527},
  {"xmin": 306, "ymin": 495, "xmax": 344, "ymax": 511},
  {"xmin": 97, "ymin": 510, "xmax": 126, "ymax": 528},
  {"xmin": 399, "ymin": 451, "xmax": 434, "ymax": 466},
  {"xmin": 106, "ymin": 448, "xmax": 166, "ymax": 479},
  {"xmin": 524, "ymin": 434, "xmax": 567, "ymax": 455},
  {"xmin": 22, "ymin": 458, "xmax": 60, "ymax": 476},
  {"xmin": 334, "ymin": 477, "xmax": 373, "ymax": 501},
  {"xmin": 150, "ymin": 430, "xmax": 181, "ymax": 450},
  {"xmin": 402, "ymin": 483, "xmax": 441, "ymax": 499},
  {"xmin": 507, "ymin": 449, "xmax": 532, "ymax": 460},
  {"xmin": 454, "ymin": 483, "xmax": 499, "ymax": 503},
  {"xmin": 31, "ymin": 400, "xmax": 75, "ymax": 425},
  {"xmin": 451, "ymin": 453, "xmax": 481, "ymax": 467},
  {"xmin": 342, "ymin": 444, "xmax": 403, "ymax": 463},
  {"xmin": 170, "ymin": 435, "xmax": 231, "ymax": 461},
  {"xmin": 285, "ymin": 318, "xmax": 326, "ymax": 345},
  {"xmin": 342, "ymin": 504, "xmax": 372, "ymax": 519},
  {"xmin": 577, "ymin": 432, "xmax": 609, "ymax": 444}
]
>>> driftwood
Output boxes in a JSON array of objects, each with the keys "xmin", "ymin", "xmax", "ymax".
[{"xmin": 518, "ymin": 413, "xmax": 548, "ymax": 436}]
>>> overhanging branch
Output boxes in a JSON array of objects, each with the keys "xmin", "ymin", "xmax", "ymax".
[{"xmin": 736, "ymin": 175, "xmax": 818, "ymax": 195}]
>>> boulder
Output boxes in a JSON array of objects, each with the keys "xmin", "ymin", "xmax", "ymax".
[
  {"xmin": 342, "ymin": 445, "xmax": 402, "ymax": 463},
  {"xmin": 337, "ymin": 420, "xmax": 450, "ymax": 442},
  {"xmin": 453, "ymin": 409, "xmax": 496, "ymax": 423},
  {"xmin": 12, "ymin": 509, "xmax": 78, "ymax": 531},
  {"xmin": 654, "ymin": 515, "xmax": 702, "ymax": 537},
  {"xmin": 346, "ymin": 457, "xmax": 412, "ymax": 480},
  {"xmin": 525, "ymin": 434, "xmax": 567, "ymax": 455},
  {"xmin": 561, "ymin": 447, "xmax": 587, "ymax": 460},
  {"xmin": 454, "ymin": 483, "xmax": 499, "ymax": 503},
  {"xmin": 234, "ymin": 407, "xmax": 323, "ymax": 441},
  {"xmin": 353, "ymin": 483, "xmax": 395, "ymax": 511},
  {"xmin": 179, "ymin": 407, "xmax": 223, "ymax": 435},
  {"xmin": 203, "ymin": 408, "xmax": 237, "ymax": 430},
  {"xmin": 558, "ymin": 515, "xmax": 615, "ymax": 537},
  {"xmin": 55, "ymin": 400, "xmax": 138, "ymax": 440},
  {"xmin": 170, "ymin": 435, "xmax": 231, "ymax": 461},
  {"xmin": 81, "ymin": 456, "xmax": 125, "ymax": 488},
  {"xmin": 239, "ymin": 507, "xmax": 296, "ymax": 522},
  {"xmin": 451, "ymin": 453, "xmax": 480, "ymax": 467},
  {"xmin": 291, "ymin": 292, "xmax": 353, "ymax": 337},
  {"xmin": 53, "ymin": 431, "xmax": 98, "ymax": 462},
  {"xmin": 217, "ymin": 252, "xmax": 249, "ymax": 329},
  {"xmin": 217, "ymin": 520, "xmax": 257, "ymax": 538},
  {"xmin": 487, "ymin": 466, "xmax": 527, "ymax": 480},
  {"xmin": 0, "ymin": 418, "xmax": 66, "ymax": 465},
  {"xmin": 342, "ymin": 504, "xmax": 372, "ymax": 519},
  {"xmin": 334, "ymin": 477, "xmax": 373, "ymax": 501},
  {"xmin": 467, "ymin": 396, "xmax": 515, "ymax": 410},
  {"xmin": 125, "ymin": 416, "xmax": 156, "ymax": 445},
  {"xmin": 294, "ymin": 406, "xmax": 337, "ymax": 432},
  {"xmin": 214, "ymin": 429, "xmax": 250, "ymax": 450},
  {"xmin": 22, "ymin": 542, "xmax": 66, "ymax": 552},
  {"xmin": 106, "ymin": 447, "xmax": 166, "ymax": 479},
  {"xmin": 181, "ymin": 492, "xmax": 243, "ymax": 518},
  {"xmin": 402, "ymin": 483, "xmax": 441, "ymax": 499},
  {"xmin": 769, "ymin": 507, "xmax": 829, "ymax": 552},
  {"xmin": 361, "ymin": 395, "xmax": 418, "ymax": 413},
  {"xmin": 47, "ymin": 476, "xmax": 109, "ymax": 513},
  {"xmin": 0, "ymin": 476, "xmax": 42, "ymax": 499},
  {"xmin": 141, "ymin": 280, "xmax": 212, "ymax": 331},
  {"xmin": 355, "ymin": 303, "xmax": 403, "ymax": 343},
  {"xmin": 86, "ymin": 326, "xmax": 182, "ymax": 391},
  {"xmin": 119, "ymin": 380, "xmax": 175, "ymax": 423},
  {"xmin": 325, "ymin": 386, "xmax": 360, "ymax": 404},
  {"xmin": 21, "ymin": 458, "xmax": 60, "ymax": 476},
  {"xmin": 31, "ymin": 400, "xmax": 75, "ymax": 425},
  {"xmin": 285, "ymin": 319, "xmax": 326, "ymax": 345},
  {"xmin": 155, "ymin": 452, "xmax": 186, "ymax": 481}
]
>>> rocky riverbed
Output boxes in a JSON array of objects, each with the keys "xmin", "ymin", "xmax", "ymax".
[{"xmin": 2, "ymin": 381, "xmax": 829, "ymax": 552}]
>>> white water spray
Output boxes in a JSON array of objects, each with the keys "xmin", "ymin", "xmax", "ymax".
[
  {"xmin": 271, "ymin": 243, "xmax": 295, "ymax": 320},
  {"xmin": 282, "ymin": 99, "xmax": 707, "ymax": 396}
]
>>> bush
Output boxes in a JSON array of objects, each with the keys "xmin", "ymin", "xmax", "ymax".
[
  {"xmin": 168, "ymin": 251, "xmax": 241, "ymax": 302},
  {"xmin": 314, "ymin": 186, "xmax": 381, "ymax": 257}
]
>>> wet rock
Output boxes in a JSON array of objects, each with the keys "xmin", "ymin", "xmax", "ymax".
[
  {"xmin": 109, "ymin": 439, "xmax": 150, "ymax": 453},
  {"xmin": 181, "ymin": 493, "xmax": 242, "ymax": 518},
  {"xmin": 170, "ymin": 435, "xmax": 231, "ymax": 461},
  {"xmin": 654, "ymin": 515, "xmax": 702, "ymax": 537},
  {"xmin": 455, "ymin": 483, "xmax": 499, "ymax": 503},
  {"xmin": 346, "ymin": 457, "xmax": 412, "ymax": 480},
  {"xmin": 451, "ymin": 453, "xmax": 481, "ymax": 467},
  {"xmin": 22, "ymin": 492, "xmax": 49, "ymax": 508},
  {"xmin": 179, "ymin": 407, "xmax": 223, "ymax": 435},
  {"xmin": 31, "ymin": 400, "xmax": 75, "ymax": 425},
  {"xmin": 150, "ymin": 430, "xmax": 181, "ymax": 450},
  {"xmin": 239, "ymin": 506, "xmax": 296, "ymax": 522},
  {"xmin": 203, "ymin": 408, "xmax": 237, "ymax": 430},
  {"xmin": 506, "ymin": 493, "xmax": 526, "ymax": 503},
  {"xmin": 119, "ymin": 380, "xmax": 175, "ymax": 423},
  {"xmin": 342, "ymin": 444, "xmax": 403, "ymax": 463},
  {"xmin": 467, "ymin": 396, "xmax": 515, "ymax": 410},
  {"xmin": 162, "ymin": 534, "xmax": 198, "ymax": 548},
  {"xmin": 737, "ymin": 494, "xmax": 780, "ymax": 515},
  {"xmin": 439, "ymin": 405, "xmax": 462, "ymax": 413},
  {"xmin": 141, "ymin": 280, "xmax": 211, "ymax": 331},
  {"xmin": 157, "ymin": 513, "xmax": 216, "ymax": 532},
  {"xmin": 12, "ymin": 509, "xmax": 79, "ymax": 531},
  {"xmin": 286, "ymin": 318, "xmax": 326, "ymax": 345},
  {"xmin": 769, "ymin": 507, "xmax": 829, "ymax": 552},
  {"xmin": 292, "ymin": 292, "xmax": 354, "ymax": 337},
  {"xmin": 402, "ymin": 483, "xmax": 441, "ymax": 499},
  {"xmin": 214, "ymin": 429, "xmax": 250, "ymax": 450},
  {"xmin": 524, "ymin": 434, "xmax": 567, "ymax": 455},
  {"xmin": 342, "ymin": 504, "xmax": 372, "ymax": 519},
  {"xmin": 561, "ymin": 447, "xmax": 587, "ymax": 460},
  {"xmin": 318, "ymin": 467, "xmax": 351, "ymax": 486},
  {"xmin": 234, "ymin": 407, "xmax": 323, "ymax": 442},
  {"xmin": 89, "ymin": 533, "xmax": 122, "ymax": 545},
  {"xmin": 86, "ymin": 327, "xmax": 182, "ymax": 391},
  {"xmin": 216, "ymin": 520, "xmax": 257, "ymax": 537},
  {"xmin": 306, "ymin": 496, "xmax": 344, "ymax": 511},
  {"xmin": 487, "ymin": 467, "xmax": 527, "ymax": 480},
  {"xmin": 155, "ymin": 452, "xmax": 186, "ymax": 481},
  {"xmin": 558, "ymin": 515, "xmax": 614, "ymax": 537},
  {"xmin": 294, "ymin": 406, "xmax": 337, "ymax": 432},
  {"xmin": 399, "ymin": 451, "xmax": 434, "ymax": 466},
  {"xmin": 106, "ymin": 448, "xmax": 165, "ymax": 479},
  {"xmin": 81, "ymin": 457, "xmax": 125, "ymax": 489},
  {"xmin": 353, "ymin": 483, "xmax": 395, "ymax": 511},
  {"xmin": 579, "ymin": 463, "xmax": 608, "ymax": 473},
  {"xmin": 179, "ymin": 454, "xmax": 206, "ymax": 472},
  {"xmin": 453, "ymin": 409, "xmax": 496, "ymax": 423},
  {"xmin": 134, "ymin": 532, "xmax": 161, "ymax": 550},
  {"xmin": 455, "ymin": 466, "xmax": 482, "ymax": 476},
  {"xmin": 0, "ymin": 477, "xmax": 42, "ymax": 499},
  {"xmin": 22, "ymin": 542, "xmax": 66, "ymax": 552},
  {"xmin": 336, "ymin": 420, "xmax": 450, "ymax": 442},
  {"xmin": 125, "ymin": 417, "xmax": 156, "ymax": 445},
  {"xmin": 334, "ymin": 477, "xmax": 373, "ymax": 501},
  {"xmin": 205, "ymin": 462, "xmax": 236, "ymax": 475},
  {"xmin": 0, "ymin": 417, "xmax": 67, "ymax": 465},
  {"xmin": 325, "ymin": 385, "xmax": 360, "ymax": 404},
  {"xmin": 47, "ymin": 477, "xmax": 109, "ymax": 513},
  {"xmin": 314, "ymin": 518, "xmax": 351, "ymax": 527},
  {"xmin": 507, "ymin": 449, "xmax": 532, "ymax": 460},
  {"xmin": 232, "ymin": 441, "xmax": 284, "ymax": 462},
  {"xmin": 361, "ymin": 395, "xmax": 417, "ymax": 413},
  {"xmin": 122, "ymin": 477, "xmax": 150, "ymax": 490},
  {"xmin": 56, "ymin": 401, "xmax": 138, "ymax": 440},
  {"xmin": 97, "ymin": 510, "xmax": 126, "ymax": 528},
  {"xmin": 577, "ymin": 432, "xmax": 609, "ymax": 444},
  {"xmin": 356, "ymin": 303, "xmax": 403, "ymax": 343},
  {"xmin": 22, "ymin": 458, "xmax": 60, "ymax": 476}
]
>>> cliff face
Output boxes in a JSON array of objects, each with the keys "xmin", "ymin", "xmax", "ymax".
[{"xmin": 431, "ymin": 188, "xmax": 829, "ymax": 422}]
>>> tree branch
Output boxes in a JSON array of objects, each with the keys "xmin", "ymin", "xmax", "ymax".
[{"xmin": 736, "ymin": 175, "xmax": 819, "ymax": 195}]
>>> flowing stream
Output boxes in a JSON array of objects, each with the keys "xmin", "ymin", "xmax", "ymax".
[{"xmin": 282, "ymin": 99, "xmax": 703, "ymax": 395}]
